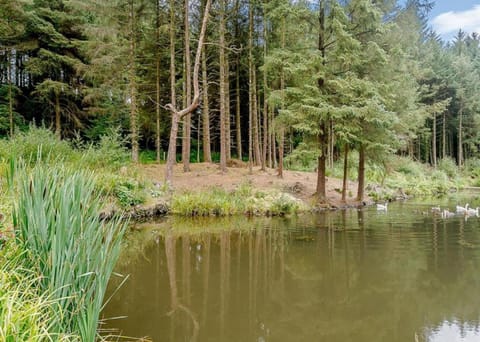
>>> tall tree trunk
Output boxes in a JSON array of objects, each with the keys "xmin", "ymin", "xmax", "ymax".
[
  {"xmin": 278, "ymin": 129, "xmax": 284, "ymax": 178},
  {"xmin": 248, "ymin": 0, "xmax": 254, "ymax": 173},
  {"xmin": 261, "ymin": 1, "xmax": 268, "ymax": 171},
  {"xmin": 129, "ymin": 0, "xmax": 139, "ymax": 162},
  {"xmin": 156, "ymin": 0, "xmax": 161, "ymax": 163},
  {"xmin": 7, "ymin": 49, "xmax": 13, "ymax": 137},
  {"xmin": 356, "ymin": 144, "xmax": 365, "ymax": 202},
  {"xmin": 458, "ymin": 104, "xmax": 463, "ymax": 167},
  {"xmin": 235, "ymin": 60, "xmax": 242, "ymax": 159},
  {"xmin": 277, "ymin": 17, "xmax": 286, "ymax": 178},
  {"xmin": 55, "ymin": 91, "xmax": 61, "ymax": 139},
  {"xmin": 268, "ymin": 107, "xmax": 273, "ymax": 168},
  {"xmin": 432, "ymin": 113, "xmax": 437, "ymax": 168},
  {"xmin": 225, "ymin": 53, "xmax": 231, "ymax": 161},
  {"xmin": 165, "ymin": 0, "xmax": 212, "ymax": 183},
  {"xmin": 341, "ymin": 144, "xmax": 349, "ymax": 202},
  {"xmin": 234, "ymin": 0, "xmax": 242, "ymax": 160},
  {"xmin": 316, "ymin": 0, "xmax": 326, "ymax": 200},
  {"xmin": 442, "ymin": 112, "xmax": 446, "ymax": 159},
  {"xmin": 219, "ymin": 0, "xmax": 227, "ymax": 172},
  {"xmin": 252, "ymin": 66, "xmax": 261, "ymax": 165},
  {"xmin": 182, "ymin": 0, "xmax": 192, "ymax": 172},
  {"xmin": 201, "ymin": 39, "xmax": 212, "ymax": 162}
]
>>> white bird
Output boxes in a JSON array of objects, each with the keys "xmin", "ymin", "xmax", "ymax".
[
  {"xmin": 441, "ymin": 209, "xmax": 455, "ymax": 218},
  {"xmin": 456, "ymin": 203, "xmax": 469, "ymax": 214},
  {"xmin": 377, "ymin": 202, "xmax": 388, "ymax": 211},
  {"xmin": 466, "ymin": 207, "xmax": 479, "ymax": 216},
  {"xmin": 431, "ymin": 205, "xmax": 441, "ymax": 213}
]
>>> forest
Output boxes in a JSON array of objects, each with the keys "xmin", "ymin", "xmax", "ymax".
[{"xmin": 1, "ymin": 0, "xmax": 479, "ymax": 202}]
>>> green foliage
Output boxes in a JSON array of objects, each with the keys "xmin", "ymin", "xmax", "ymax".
[
  {"xmin": 0, "ymin": 243, "xmax": 80, "ymax": 341},
  {"xmin": 171, "ymin": 185, "xmax": 304, "ymax": 217},
  {"xmin": 10, "ymin": 161, "xmax": 127, "ymax": 341},
  {"xmin": 438, "ymin": 158, "xmax": 458, "ymax": 178},
  {"xmin": 284, "ymin": 142, "xmax": 319, "ymax": 172}
]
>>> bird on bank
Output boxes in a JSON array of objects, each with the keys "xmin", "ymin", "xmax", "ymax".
[{"xmin": 466, "ymin": 207, "xmax": 479, "ymax": 217}]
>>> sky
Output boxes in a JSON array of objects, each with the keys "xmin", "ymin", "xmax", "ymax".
[{"xmin": 429, "ymin": 1, "xmax": 480, "ymax": 40}]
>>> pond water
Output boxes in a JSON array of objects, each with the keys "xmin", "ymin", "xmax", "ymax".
[{"xmin": 102, "ymin": 199, "xmax": 480, "ymax": 342}]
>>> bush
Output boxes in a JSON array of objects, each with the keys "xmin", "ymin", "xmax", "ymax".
[{"xmin": 438, "ymin": 157, "xmax": 458, "ymax": 178}]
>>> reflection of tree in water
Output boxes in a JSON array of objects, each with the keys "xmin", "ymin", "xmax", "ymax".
[{"xmin": 102, "ymin": 212, "xmax": 480, "ymax": 342}]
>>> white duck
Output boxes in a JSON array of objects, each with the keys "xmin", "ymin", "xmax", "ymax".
[
  {"xmin": 466, "ymin": 207, "xmax": 479, "ymax": 216},
  {"xmin": 456, "ymin": 203, "xmax": 469, "ymax": 214},
  {"xmin": 376, "ymin": 202, "xmax": 388, "ymax": 211},
  {"xmin": 441, "ymin": 209, "xmax": 455, "ymax": 218}
]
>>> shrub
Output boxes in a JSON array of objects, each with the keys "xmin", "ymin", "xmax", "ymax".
[{"xmin": 438, "ymin": 157, "xmax": 458, "ymax": 178}]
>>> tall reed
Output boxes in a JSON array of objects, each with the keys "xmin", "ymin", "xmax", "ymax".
[
  {"xmin": 0, "ymin": 243, "xmax": 80, "ymax": 341},
  {"xmin": 9, "ymin": 160, "xmax": 127, "ymax": 341}
]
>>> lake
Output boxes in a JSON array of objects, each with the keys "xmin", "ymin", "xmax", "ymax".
[{"xmin": 102, "ymin": 199, "xmax": 480, "ymax": 342}]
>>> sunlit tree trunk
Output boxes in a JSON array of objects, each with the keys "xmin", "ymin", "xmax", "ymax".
[
  {"xmin": 219, "ymin": 0, "xmax": 227, "ymax": 172},
  {"xmin": 182, "ymin": 0, "xmax": 192, "ymax": 172},
  {"xmin": 165, "ymin": 0, "xmax": 212, "ymax": 183},
  {"xmin": 201, "ymin": 42, "xmax": 212, "ymax": 162},
  {"xmin": 458, "ymin": 104, "xmax": 463, "ymax": 167}
]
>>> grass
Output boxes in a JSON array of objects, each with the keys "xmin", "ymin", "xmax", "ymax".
[
  {"xmin": 0, "ymin": 126, "xmax": 148, "ymax": 209},
  {"xmin": 171, "ymin": 183, "xmax": 304, "ymax": 217},
  {"xmin": 9, "ymin": 160, "xmax": 127, "ymax": 341},
  {"xmin": 0, "ymin": 242, "xmax": 80, "ymax": 341}
]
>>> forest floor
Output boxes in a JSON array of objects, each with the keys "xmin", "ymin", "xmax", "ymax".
[{"xmin": 139, "ymin": 162, "xmax": 373, "ymax": 209}]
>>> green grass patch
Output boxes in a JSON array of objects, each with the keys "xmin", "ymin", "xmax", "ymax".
[{"xmin": 171, "ymin": 184, "xmax": 304, "ymax": 217}]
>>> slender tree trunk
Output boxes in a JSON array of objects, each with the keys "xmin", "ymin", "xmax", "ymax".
[
  {"xmin": 219, "ymin": 0, "xmax": 227, "ymax": 172},
  {"xmin": 278, "ymin": 129, "xmax": 284, "ymax": 178},
  {"xmin": 183, "ymin": 0, "xmax": 192, "ymax": 172},
  {"xmin": 277, "ymin": 17, "xmax": 286, "ymax": 178},
  {"xmin": 129, "ymin": 0, "xmax": 139, "ymax": 162},
  {"xmin": 261, "ymin": 1, "xmax": 268, "ymax": 171},
  {"xmin": 432, "ymin": 113, "xmax": 437, "ymax": 168},
  {"xmin": 7, "ymin": 49, "xmax": 13, "ymax": 137},
  {"xmin": 165, "ymin": 0, "xmax": 212, "ymax": 183},
  {"xmin": 235, "ymin": 60, "xmax": 242, "ymax": 159},
  {"xmin": 356, "ymin": 144, "xmax": 365, "ymax": 202},
  {"xmin": 201, "ymin": 39, "xmax": 212, "ymax": 162},
  {"xmin": 225, "ymin": 54, "xmax": 231, "ymax": 161},
  {"xmin": 458, "ymin": 104, "xmax": 463, "ymax": 167},
  {"xmin": 341, "ymin": 144, "xmax": 349, "ymax": 202},
  {"xmin": 248, "ymin": 0, "xmax": 254, "ymax": 173},
  {"xmin": 156, "ymin": 1, "xmax": 161, "ymax": 163},
  {"xmin": 166, "ymin": 0, "xmax": 177, "ymax": 180},
  {"xmin": 55, "ymin": 91, "xmax": 61, "ymax": 139},
  {"xmin": 252, "ymin": 67, "xmax": 261, "ymax": 165},
  {"xmin": 316, "ymin": 0, "xmax": 326, "ymax": 200},
  {"xmin": 234, "ymin": 0, "xmax": 242, "ymax": 160},
  {"xmin": 442, "ymin": 112, "xmax": 446, "ymax": 159},
  {"xmin": 268, "ymin": 107, "xmax": 273, "ymax": 168}
]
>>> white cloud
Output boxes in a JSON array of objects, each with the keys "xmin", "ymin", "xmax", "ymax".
[{"xmin": 432, "ymin": 5, "xmax": 480, "ymax": 35}]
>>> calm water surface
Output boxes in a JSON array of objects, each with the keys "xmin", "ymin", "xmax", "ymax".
[{"xmin": 103, "ymin": 199, "xmax": 480, "ymax": 342}]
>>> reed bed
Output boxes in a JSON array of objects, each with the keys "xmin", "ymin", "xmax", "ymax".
[{"xmin": 9, "ymin": 160, "xmax": 127, "ymax": 341}]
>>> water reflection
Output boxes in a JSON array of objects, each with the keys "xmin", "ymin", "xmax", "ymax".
[{"xmin": 103, "ymin": 202, "xmax": 480, "ymax": 342}]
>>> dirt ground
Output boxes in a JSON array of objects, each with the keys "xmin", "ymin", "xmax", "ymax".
[{"xmin": 139, "ymin": 162, "xmax": 371, "ymax": 208}]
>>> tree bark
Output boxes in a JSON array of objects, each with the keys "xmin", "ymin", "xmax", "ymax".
[
  {"xmin": 165, "ymin": 0, "xmax": 212, "ymax": 183},
  {"xmin": 458, "ymin": 104, "xmax": 463, "ymax": 167},
  {"xmin": 341, "ymin": 144, "xmax": 349, "ymax": 203},
  {"xmin": 219, "ymin": 0, "xmax": 227, "ymax": 172},
  {"xmin": 235, "ymin": 59, "xmax": 242, "ymax": 159},
  {"xmin": 432, "ymin": 112, "xmax": 437, "ymax": 168},
  {"xmin": 129, "ymin": 0, "xmax": 139, "ymax": 162},
  {"xmin": 201, "ymin": 38, "xmax": 212, "ymax": 162},
  {"xmin": 248, "ymin": 0, "xmax": 254, "ymax": 173},
  {"xmin": 155, "ymin": 0, "xmax": 161, "ymax": 163},
  {"xmin": 225, "ymin": 53, "xmax": 231, "ymax": 161},
  {"xmin": 356, "ymin": 144, "xmax": 365, "ymax": 202},
  {"xmin": 261, "ymin": 1, "xmax": 268, "ymax": 171},
  {"xmin": 442, "ymin": 112, "xmax": 446, "ymax": 159},
  {"xmin": 55, "ymin": 91, "xmax": 61, "ymax": 139},
  {"xmin": 182, "ymin": 0, "xmax": 192, "ymax": 172},
  {"xmin": 7, "ymin": 49, "xmax": 14, "ymax": 137}
]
